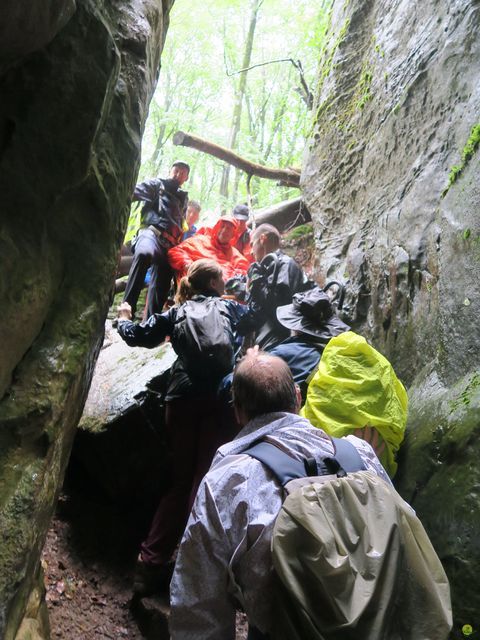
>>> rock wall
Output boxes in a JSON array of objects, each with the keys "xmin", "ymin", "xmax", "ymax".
[
  {"xmin": 0, "ymin": 1, "xmax": 172, "ymax": 637},
  {"xmin": 303, "ymin": 0, "xmax": 479, "ymax": 630}
]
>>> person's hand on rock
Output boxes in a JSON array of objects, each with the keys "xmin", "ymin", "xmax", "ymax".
[{"xmin": 117, "ymin": 301, "xmax": 133, "ymax": 321}]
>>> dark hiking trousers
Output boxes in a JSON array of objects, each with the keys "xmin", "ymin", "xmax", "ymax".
[
  {"xmin": 140, "ymin": 394, "xmax": 239, "ymax": 567},
  {"xmin": 123, "ymin": 228, "xmax": 173, "ymax": 317}
]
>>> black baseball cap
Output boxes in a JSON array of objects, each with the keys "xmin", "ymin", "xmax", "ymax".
[
  {"xmin": 171, "ymin": 160, "xmax": 190, "ymax": 173},
  {"xmin": 232, "ymin": 204, "xmax": 249, "ymax": 221}
]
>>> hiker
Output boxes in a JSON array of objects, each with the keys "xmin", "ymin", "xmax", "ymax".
[
  {"xmin": 242, "ymin": 223, "xmax": 310, "ymax": 350},
  {"xmin": 216, "ymin": 284, "xmax": 349, "ymax": 406},
  {"xmin": 232, "ymin": 203, "xmax": 253, "ymax": 262},
  {"xmin": 270, "ymin": 287, "xmax": 407, "ymax": 476},
  {"xmin": 169, "ymin": 352, "xmax": 385, "ymax": 637},
  {"xmin": 122, "ymin": 160, "xmax": 190, "ymax": 318},
  {"xmin": 182, "ymin": 200, "xmax": 201, "ymax": 240},
  {"xmin": 168, "ymin": 216, "xmax": 249, "ymax": 282},
  {"xmin": 116, "ymin": 259, "xmax": 247, "ymax": 597},
  {"xmin": 170, "ymin": 351, "xmax": 452, "ymax": 640},
  {"xmin": 301, "ymin": 330, "xmax": 408, "ymax": 477},
  {"xmin": 268, "ymin": 285, "xmax": 351, "ymax": 398}
]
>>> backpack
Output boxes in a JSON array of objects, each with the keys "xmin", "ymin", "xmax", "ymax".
[
  {"xmin": 173, "ymin": 296, "xmax": 235, "ymax": 381},
  {"xmin": 245, "ymin": 439, "xmax": 452, "ymax": 640}
]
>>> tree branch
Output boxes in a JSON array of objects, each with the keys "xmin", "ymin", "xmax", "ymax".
[
  {"xmin": 172, "ymin": 130, "xmax": 301, "ymax": 188},
  {"xmin": 225, "ymin": 57, "xmax": 313, "ymax": 109},
  {"xmin": 253, "ymin": 197, "xmax": 311, "ymax": 232}
]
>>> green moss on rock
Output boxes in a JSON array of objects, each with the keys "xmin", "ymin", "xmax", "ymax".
[
  {"xmin": 284, "ymin": 222, "xmax": 314, "ymax": 241},
  {"xmin": 443, "ymin": 123, "xmax": 480, "ymax": 196},
  {"xmin": 396, "ymin": 369, "xmax": 480, "ymax": 629}
]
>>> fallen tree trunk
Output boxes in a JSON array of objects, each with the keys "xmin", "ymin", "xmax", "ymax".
[
  {"xmin": 173, "ymin": 130, "xmax": 301, "ymax": 188},
  {"xmin": 252, "ymin": 196, "xmax": 311, "ymax": 233}
]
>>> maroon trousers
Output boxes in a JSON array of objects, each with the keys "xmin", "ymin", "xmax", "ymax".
[{"xmin": 140, "ymin": 394, "xmax": 238, "ymax": 566}]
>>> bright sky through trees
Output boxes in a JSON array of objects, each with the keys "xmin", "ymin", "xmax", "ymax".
[{"xmin": 137, "ymin": 0, "xmax": 331, "ymax": 220}]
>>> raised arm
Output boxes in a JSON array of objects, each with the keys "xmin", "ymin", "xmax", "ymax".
[
  {"xmin": 167, "ymin": 237, "xmax": 205, "ymax": 279},
  {"xmin": 117, "ymin": 303, "xmax": 174, "ymax": 348}
]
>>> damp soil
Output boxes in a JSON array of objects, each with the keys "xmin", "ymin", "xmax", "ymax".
[{"xmin": 42, "ymin": 489, "xmax": 248, "ymax": 639}]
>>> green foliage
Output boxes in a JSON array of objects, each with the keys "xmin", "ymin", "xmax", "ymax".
[
  {"xmin": 284, "ymin": 222, "xmax": 313, "ymax": 240},
  {"xmin": 131, "ymin": 0, "xmax": 332, "ymax": 231},
  {"xmin": 462, "ymin": 123, "xmax": 480, "ymax": 163},
  {"xmin": 442, "ymin": 123, "xmax": 480, "ymax": 197}
]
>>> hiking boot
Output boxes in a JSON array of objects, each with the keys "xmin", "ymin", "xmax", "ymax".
[{"xmin": 133, "ymin": 557, "xmax": 174, "ymax": 597}]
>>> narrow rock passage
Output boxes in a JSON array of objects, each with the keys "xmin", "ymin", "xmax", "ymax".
[
  {"xmin": 42, "ymin": 488, "xmax": 249, "ymax": 639},
  {"xmin": 42, "ymin": 491, "xmax": 145, "ymax": 639}
]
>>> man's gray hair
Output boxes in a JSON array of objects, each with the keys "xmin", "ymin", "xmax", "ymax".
[{"xmin": 232, "ymin": 352, "xmax": 297, "ymax": 421}]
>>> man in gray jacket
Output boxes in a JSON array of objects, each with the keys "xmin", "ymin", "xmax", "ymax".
[{"xmin": 169, "ymin": 351, "xmax": 389, "ymax": 639}]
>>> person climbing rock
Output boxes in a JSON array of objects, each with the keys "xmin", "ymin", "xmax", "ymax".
[
  {"xmin": 168, "ymin": 216, "xmax": 249, "ymax": 282},
  {"xmin": 122, "ymin": 160, "xmax": 190, "ymax": 318},
  {"xmin": 267, "ymin": 285, "xmax": 351, "ymax": 398},
  {"xmin": 116, "ymin": 259, "xmax": 247, "ymax": 597},
  {"xmin": 301, "ymin": 330, "xmax": 408, "ymax": 478},
  {"xmin": 168, "ymin": 351, "xmax": 449, "ymax": 640},
  {"xmin": 242, "ymin": 223, "xmax": 311, "ymax": 350}
]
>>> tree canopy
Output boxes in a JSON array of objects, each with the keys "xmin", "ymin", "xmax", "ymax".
[{"xmin": 136, "ymin": 0, "xmax": 332, "ymax": 221}]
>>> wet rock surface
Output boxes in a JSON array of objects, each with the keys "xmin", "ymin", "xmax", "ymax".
[
  {"xmin": 303, "ymin": 0, "xmax": 480, "ymax": 630},
  {"xmin": 74, "ymin": 321, "xmax": 176, "ymax": 504},
  {"xmin": 395, "ymin": 369, "xmax": 480, "ymax": 629},
  {"xmin": 0, "ymin": 1, "xmax": 172, "ymax": 637}
]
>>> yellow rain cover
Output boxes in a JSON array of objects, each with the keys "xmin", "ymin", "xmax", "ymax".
[
  {"xmin": 124, "ymin": 202, "xmax": 142, "ymax": 243},
  {"xmin": 301, "ymin": 331, "xmax": 408, "ymax": 476}
]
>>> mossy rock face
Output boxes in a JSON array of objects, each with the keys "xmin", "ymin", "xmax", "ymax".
[
  {"xmin": 303, "ymin": 0, "xmax": 480, "ymax": 385},
  {"xmin": 303, "ymin": 0, "xmax": 480, "ymax": 629},
  {"xmin": 0, "ymin": 1, "xmax": 172, "ymax": 637},
  {"xmin": 14, "ymin": 565, "xmax": 50, "ymax": 640},
  {"xmin": 395, "ymin": 369, "xmax": 480, "ymax": 633}
]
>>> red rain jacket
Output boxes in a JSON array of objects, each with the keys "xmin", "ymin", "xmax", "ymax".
[{"xmin": 168, "ymin": 219, "xmax": 249, "ymax": 280}]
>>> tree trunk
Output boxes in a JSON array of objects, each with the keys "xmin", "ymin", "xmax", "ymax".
[
  {"xmin": 252, "ymin": 197, "xmax": 311, "ymax": 232},
  {"xmin": 219, "ymin": 0, "xmax": 263, "ymax": 198},
  {"xmin": 173, "ymin": 130, "xmax": 300, "ymax": 187}
]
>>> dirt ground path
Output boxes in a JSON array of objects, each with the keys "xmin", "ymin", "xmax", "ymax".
[{"xmin": 42, "ymin": 491, "xmax": 248, "ymax": 639}]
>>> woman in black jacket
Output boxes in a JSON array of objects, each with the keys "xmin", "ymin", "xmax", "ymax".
[{"xmin": 117, "ymin": 259, "xmax": 246, "ymax": 597}]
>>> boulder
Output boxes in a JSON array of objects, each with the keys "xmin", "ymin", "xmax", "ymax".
[
  {"xmin": 74, "ymin": 322, "xmax": 176, "ymax": 504},
  {"xmin": 395, "ymin": 367, "xmax": 480, "ymax": 626},
  {"xmin": 0, "ymin": 1, "xmax": 172, "ymax": 637},
  {"xmin": 302, "ymin": 0, "xmax": 480, "ymax": 630}
]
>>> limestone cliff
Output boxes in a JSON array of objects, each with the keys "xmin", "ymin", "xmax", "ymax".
[
  {"xmin": 0, "ymin": 1, "xmax": 172, "ymax": 637},
  {"xmin": 303, "ymin": 0, "xmax": 479, "ymax": 629}
]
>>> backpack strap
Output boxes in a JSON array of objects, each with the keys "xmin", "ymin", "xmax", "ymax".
[
  {"xmin": 332, "ymin": 437, "xmax": 366, "ymax": 473},
  {"xmin": 245, "ymin": 442, "xmax": 307, "ymax": 486},
  {"xmin": 244, "ymin": 437, "xmax": 365, "ymax": 488}
]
